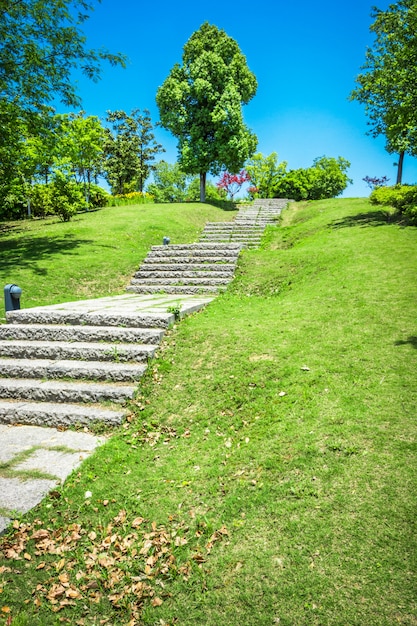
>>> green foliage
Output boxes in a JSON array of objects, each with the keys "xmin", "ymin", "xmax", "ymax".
[
  {"xmin": 245, "ymin": 152, "xmax": 288, "ymax": 198},
  {"xmin": 147, "ymin": 161, "xmax": 191, "ymax": 202},
  {"xmin": 274, "ymin": 156, "xmax": 352, "ymax": 200},
  {"xmin": 30, "ymin": 184, "xmax": 54, "ymax": 218},
  {"xmin": 88, "ymin": 184, "xmax": 111, "ymax": 209},
  {"xmin": 0, "ymin": 0, "xmax": 126, "ymax": 113},
  {"xmin": 109, "ymin": 191, "xmax": 154, "ymax": 206},
  {"xmin": 370, "ymin": 184, "xmax": 417, "ymax": 223},
  {"xmin": 351, "ymin": 1, "xmax": 417, "ymax": 182},
  {"xmin": 104, "ymin": 109, "xmax": 164, "ymax": 195},
  {"xmin": 186, "ymin": 178, "xmax": 226, "ymax": 202},
  {"xmin": 156, "ymin": 22, "xmax": 257, "ymax": 201},
  {"xmin": 50, "ymin": 172, "xmax": 85, "ymax": 222}
]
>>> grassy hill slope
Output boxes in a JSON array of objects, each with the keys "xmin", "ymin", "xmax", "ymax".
[
  {"xmin": 0, "ymin": 202, "xmax": 236, "ymax": 320},
  {"xmin": 1, "ymin": 198, "xmax": 416, "ymax": 625}
]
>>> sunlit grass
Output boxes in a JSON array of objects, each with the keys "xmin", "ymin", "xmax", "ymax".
[{"xmin": 1, "ymin": 198, "xmax": 416, "ymax": 625}]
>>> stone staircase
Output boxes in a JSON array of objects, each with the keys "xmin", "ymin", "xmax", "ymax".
[
  {"xmin": 0, "ymin": 305, "xmax": 168, "ymax": 428},
  {"xmin": 126, "ymin": 243, "xmax": 241, "ymax": 295},
  {"xmin": 200, "ymin": 199, "xmax": 288, "ymax": 248},
  {"xmin": 0, "ymin": 199, "xmax": 287, "ymax": 429}
]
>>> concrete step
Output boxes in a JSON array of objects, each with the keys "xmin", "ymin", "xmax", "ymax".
[
  {"xmin": 147, "ymin": 249, "xmax": 241, "ymax": 259},
  {"xmin": 137, "ymin": 262, "xmax": 235, "ymax": 272},
  {"xmin": 0, "ymin": 340, "xmax": 156, "ymax": 362},
  {"xmin": 129, "ymin": 276, "xmax": 231, "ymax": 286},
  {"xmin": 6, "ymin": 310, "xmax": 173, "ymax": 329},
  {"xmin": 0, "ymin": 399, "xmax": 124, "ymax": 428},
  {"xmin": 0, "ymin": 378, "xmax": 136, "ymax": 404},
  {"xmin": 141, "ymin": 256, "xmax": 238, "ymax": 266},
  {"xmin": 150, "ymin": 243, "xmax": 242, "ymax": 251},
  {"xmin": 127, "ymin": 284, "xmax": 221, "ymax": 295},
  {"xmin": 0, "ymin": 323, "xmax": 164, "ymax": 344},
  {"xmin": 134, "ymin": 269, "xmax": 234, "ymax": 279},
  {"xmin": 0, "ymin": 358, "xmax": 147, "ymax": 382}
]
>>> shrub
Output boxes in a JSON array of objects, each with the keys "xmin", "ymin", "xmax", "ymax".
[
  {"xmin": 88, "ymin": 184, "xmax": 111, "ymax": 209},
  {"xmin": 31, "ymin": 184, "xmax": 54, "ymax": 218},
  {"xmin": 51, "ymin": 173, "xmax": 85, "ymax": 222},
  {"xmin": 370, "ymin": 184, "xmax": 417, "ymax": 224},
  {"xmin": 274, "ymin": 156, "xmax": 351, "ymax": 201}
]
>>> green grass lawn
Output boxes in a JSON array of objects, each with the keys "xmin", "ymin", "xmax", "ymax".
[
  {"xmin": 0, "ymin": 198, "xmax": 416, "ymax": 625},
  {"xmin": 0, "ymin": 202, "xmax": 236, "ymax": 321}
]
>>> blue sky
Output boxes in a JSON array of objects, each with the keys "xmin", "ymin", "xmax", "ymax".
[{"xmin": 67, "ymin": 0, "xmax": 417, "ymax": 197}]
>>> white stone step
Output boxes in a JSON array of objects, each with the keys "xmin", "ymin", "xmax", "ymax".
[
  {"xmin": 0, "ymin": 340, "xmax": 156, "ymax": 362},
  {"xmin": 0, "ymin": 378, "xmax": 136, "ymax": 404},
  {"xmin": 127, "ymin": 284, "xmax": 221, "ymax": 295},
  {"xmin": 0, "ymin": 358, "xmax": 147, "ymax": 382},
  {"xmin": 0, "ymin": 399, "xmax": 124, "ymax": 428},
  {"xmin": 0, "ymin": 323, "xmax": 164, "ymax": 344}
]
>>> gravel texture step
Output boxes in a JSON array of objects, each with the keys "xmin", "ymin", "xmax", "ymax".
[
  {"xmin": 0, "ymin": 323, "xmax": 164, "ymax": 344},
  {"xmin": 134, "ymin": 270, "xmax": 235, "ymax": 279},
  {"xmin": 0, "ymin": 340, "xmax": 156, "ymax": 362},
  {"xmin": 0, "ymin": 358, "xmax": 147, "ymax": 382},
  {"xmin": 0, "ymin": 378, "xmax": 136, "ymax": 403},
  {"xmin": 0, "ymin": 399, "xmax": 124, "ymax": 427},
  {"xmin": 126, "ymin": 284, "xmax": 221, "ymax": 295},
  {"xmin": 129, "ymin": 276, "xmax": 231, "ymax": 286}
]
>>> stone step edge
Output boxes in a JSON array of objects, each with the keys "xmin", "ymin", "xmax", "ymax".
[
  {"xmin": 0, "ymin": 399, "xmax": 125, "ymax": 427},
  {"xmin": 0, "ymin": 324, "xmax": 164, "ymax": 344},
  {"xmin": 0, "ymin": 358, "xmax": 148, "ymax": 382},
  {"xmin": 0, "ymin": 378, "xmax": 136, "ymax": 404}
]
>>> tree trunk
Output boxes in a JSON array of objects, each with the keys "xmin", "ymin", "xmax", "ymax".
[
  {"xmin": 396, "ymin": 151, "xmax": 405, "ymax": 185},
  {"xmin": 200, "ymin": 172, "xmax": 206, "ymax": 202}
]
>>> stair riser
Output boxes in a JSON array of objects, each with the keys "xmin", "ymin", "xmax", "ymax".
[
  {"xmin": 134, "ymin": 270, "xmax": 234, "ymax": 279},
  {"xmin": 0, "ymin": 344, "xmax": 155, "ymax": 362},
  {"xmin": 127, "ymin": 285, "xmax": 222, "ymax": 295},
  {"xmin": 129, "ymin": 278, "xmax": 230, "ymax": 286},
  {"xmin": 0, "ymin": 386, "xmax": 134, "ymax": 404},
  {"xmin": 0, "ymin": 404, "xmax": 124, "ymax": 428},
  {"xmin": 0, "ymin": 326, "xmax": 164, "ymax": 344},
  {"xmin": 0, "ymin": 361, "xmax": 147, "ymax": 382},
  {"xmin": 6, "ymin": 312, "xmax": 173, "ymax": 329}
]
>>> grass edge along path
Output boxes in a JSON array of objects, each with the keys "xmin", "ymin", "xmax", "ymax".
[{"xmin": 0, "ymin": 198, "xmax": 416, "ymax": 625}]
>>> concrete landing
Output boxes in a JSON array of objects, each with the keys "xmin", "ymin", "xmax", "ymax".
[{"xmin": 0, "ymin": 423, "xmax": 105, "ymax": 534}]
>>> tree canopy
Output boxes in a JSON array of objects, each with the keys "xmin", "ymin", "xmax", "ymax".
[
  {"xmin": 351, "ymin": 0, "xmax": 417, "ymax": 183},
  {"xmin": 156, "ymin": 22, "xmax": 257, "ymax": 202},
  {"xmin": 0, "ymin": 0, "xmax": 126, "ymax": 115}
]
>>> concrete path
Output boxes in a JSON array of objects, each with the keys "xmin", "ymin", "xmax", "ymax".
[{"xmin": 0, "ymin": 424, "xmax": 105, "ymax": 534}]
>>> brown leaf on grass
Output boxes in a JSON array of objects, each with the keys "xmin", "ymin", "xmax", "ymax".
[
  {"xmin": 32, "ymin": 529, "xmax": 49, "ymax": 542},
  {"xmin": 131, "ymin": 517, "xmax": 144, "ymax": 528},
  {"xmin": 151, "ymin": 596, "xmax": 163, "ymax": 607}
]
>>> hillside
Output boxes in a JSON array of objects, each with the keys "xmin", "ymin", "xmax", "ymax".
[{"xmin": 1, "ymin": 198, "xmax": 416, "ymax": 626}]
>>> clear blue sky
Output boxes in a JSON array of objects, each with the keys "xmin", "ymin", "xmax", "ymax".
[{"xmin": 67, "ymin": 0, "xmax": 417, "ymax": 197}]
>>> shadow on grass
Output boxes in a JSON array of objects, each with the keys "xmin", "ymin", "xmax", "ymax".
[
  {"xmin": 330, "ymin": 210, "xmax": 396, "ymax": 229},
  {"xmin": 395, "ymin": 336, "xmax": 417, "ymax": 349},
  {"xmin": 205, "ymin": 199, "xmax": 239, "ymax": 212},
  {"xmin": 0, "ymin": 234, "xmax": 94, "ymax": 275}
]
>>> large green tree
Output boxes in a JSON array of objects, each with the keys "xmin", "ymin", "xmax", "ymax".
[
  {"xmin": 351, "ymin": 0, "xmax": 417, "ymax": 183},
  {"xmin": 0, "ymin": 0, "xmax": 126, "ymax": 114},
  {"xmin": 156, "ymin": 22, "xmax": 258, "ymax": 202},
  {"xmin": 104, "ymin": 109, "xmax": 164, "ymax": 195}
]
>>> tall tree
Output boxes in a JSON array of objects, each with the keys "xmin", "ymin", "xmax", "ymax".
[
  {"xmin": 55, "ymin": 112, "xmax": 107, "ymax": 205},
  {"xmin": 156, "ymin": 22, "xmax": 258, "ymax": 202},
  {"xmin": 0, "ymin": 0, "xmax": 126, "ymax": 114},
  {"xmin": 104, "ymin": 109, "xmax": 164, "ymax": 194},
  {"xmin": 351, "ymin": 0, "xmax": 417, "ymax": 183}
]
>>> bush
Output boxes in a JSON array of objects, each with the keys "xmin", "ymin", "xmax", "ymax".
[
  {"xmin": 370, "ymin": 184, "xmax": 417, "ymax": 224},
  {"xmin": 274, "ymin": 156, "xmax": 351, "ymax": 201},
  {"xmin": 50, "ymin": 173, "xmax": 85, "ymax": 222},
  {"xmin": 88, "ymin": 184, "xmax": 111, "ymax": 209},
  {"xmin": 31, "ymin": 184, "xmax": 54, "ymax": 218}
]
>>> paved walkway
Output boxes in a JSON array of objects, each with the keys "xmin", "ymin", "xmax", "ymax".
[{"xmin": 0, "ymin": 424, "xmax": 105, "ymax": 534}]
